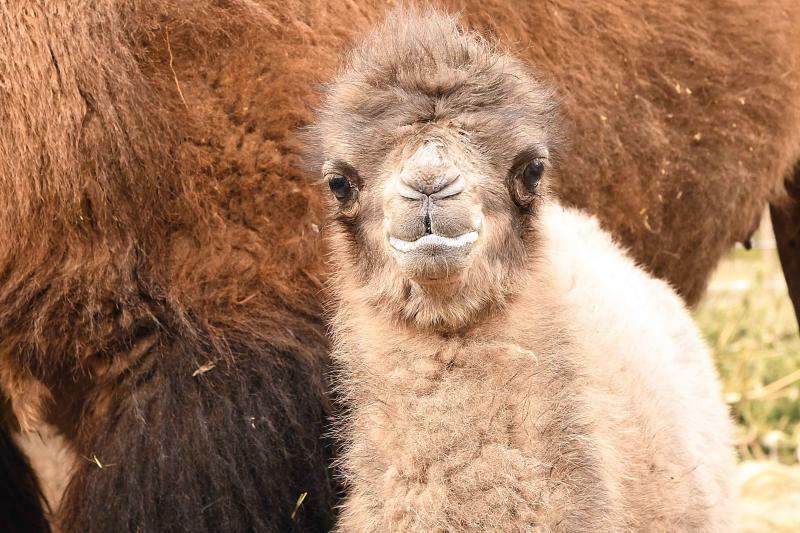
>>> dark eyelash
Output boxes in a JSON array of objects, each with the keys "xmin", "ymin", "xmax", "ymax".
[
  {"xmin": 325, "ymin": 160, "xmax": 361, "ymax": 184},
  {"xmin": 509, "ymin": 148, "xmax": 547, "ymax": 175}
]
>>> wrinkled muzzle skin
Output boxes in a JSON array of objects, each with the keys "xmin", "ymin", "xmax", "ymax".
[{"xmin": 383, "ymin": 133, "xmax": 488, "ymax": 282}]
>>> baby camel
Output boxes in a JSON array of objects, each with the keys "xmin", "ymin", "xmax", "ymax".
[{"xmin": 310, "ymin": 10, "xmax": 736, "ymax": 532}]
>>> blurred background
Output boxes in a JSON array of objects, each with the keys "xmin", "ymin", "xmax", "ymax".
[{"xmin": 695, "ymin": 210, "xmax": 800, "ymax": 532}]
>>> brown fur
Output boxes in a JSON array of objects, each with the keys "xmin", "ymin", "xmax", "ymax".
[
  {"xmin": 455, "ymin": 0, "xmax": 800, "ymax": 305},
  {"xmin": 0, "ymin": 1, "xmax": 345, "ymax": 530},
  {"xmin": 1, "ymin": 0, "xmax": 799, "ymax": 530},
  {"xmin": 312, "ymin": 10, "xmax": 736, "ymax": 530}
]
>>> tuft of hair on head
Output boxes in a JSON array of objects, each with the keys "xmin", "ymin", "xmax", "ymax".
[{"xmin": 308, "ymin": 5, "xmax": 565, "ymax": 173}]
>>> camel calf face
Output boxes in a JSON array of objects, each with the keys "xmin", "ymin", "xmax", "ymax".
[{"xmin": 313, "ymin": 10, "xmax": 562, "ymax": 329}]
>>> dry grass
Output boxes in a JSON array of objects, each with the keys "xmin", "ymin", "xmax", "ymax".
[
  {"xmin": 694, "ymin": 214, "xmax": 800, "ymax": 530},
  {"xmin": 695, "ymin": 216, "xmax": 800, "ymax": 464},
  {"xmin": 737, "ymin": 460, "xmax": 800, "ymax": 532}
]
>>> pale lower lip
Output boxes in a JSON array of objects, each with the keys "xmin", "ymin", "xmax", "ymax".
[{"xmin": 388, "ymin": 231, "xmax": 479, "ymax": 253}]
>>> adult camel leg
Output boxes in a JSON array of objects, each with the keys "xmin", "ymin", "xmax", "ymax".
[{"xmin": 771, "ymin": 165, "xmax": 800, "ymax": 331}]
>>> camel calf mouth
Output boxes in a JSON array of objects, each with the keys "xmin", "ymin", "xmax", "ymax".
[
  {"xmin": 388, "ymin": 230, "xmax": 480, "ymax": 253},
  {"xmin": 379, "ymin": 138, "xmax": 490, "ymax": 282},
  {"xmin": 387, "ymin": 230, "xmax": 480, "ymax": 282}
]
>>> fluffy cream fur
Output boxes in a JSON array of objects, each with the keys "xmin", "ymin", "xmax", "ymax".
[
  {"xmin": 312, "ymin": 9, "xmax": 735, "ymax": 531},
  {"xmin": 14, "ymin": 423, "xmax": 76, "ymax": 522},
  {"xmin": 329, "ymin": 203, "xmax": 735, "ymax": 531}
]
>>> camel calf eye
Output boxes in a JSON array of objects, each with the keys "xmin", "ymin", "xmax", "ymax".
[
  {"xmin": 328, "ymin": 175, "xmax": 351, "ymax": 200},
  {"xmin": 523, "ymin": 159, "xmax": 545, "ymax": 190}
]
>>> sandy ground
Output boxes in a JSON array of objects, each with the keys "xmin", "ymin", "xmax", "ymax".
[{"xmin": 738, "ymin": 461, "xmax": 800, "ymax": 532}]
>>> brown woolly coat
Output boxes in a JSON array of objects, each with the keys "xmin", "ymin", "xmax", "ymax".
[{"xmin": 1, "ymin": 0, "xmax": 799, "ymax": 531}]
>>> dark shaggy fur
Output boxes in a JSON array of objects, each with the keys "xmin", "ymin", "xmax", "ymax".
[
  {"xmin": 0, "ymin": 1, "xmax": 338, "ymax": 531},
  {"xmin": 1, "ymin": 0, "xmax": 800, "ymax": 531},
  {"xmin": 0, "ymin": 423, "xmax": 50, "ymax": 533}
]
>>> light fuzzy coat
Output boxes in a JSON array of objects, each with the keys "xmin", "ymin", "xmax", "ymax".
[{"xmin": 330, "ymin": 203, "xmax": 735, "ymax": 532}]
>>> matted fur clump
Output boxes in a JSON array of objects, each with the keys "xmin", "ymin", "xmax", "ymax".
[{"xmin": 312, "ymin": 10, "xmax": 736, "ymax": 530}]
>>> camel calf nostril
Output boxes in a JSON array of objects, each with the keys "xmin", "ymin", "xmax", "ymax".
[
  {"xmin": 396, "ymin": 179, "xmax": 426, "ymax": 200},
  {"xmin": 397, "ymin": 142, "xmax": 464, "ymax": 197},
  {"xmin": 430, "ymin": 175, "xmax": 465, "ymax": 199},
  {"xmin": 398, "ymin": 172, "xmax": 464, "ymax": 198}
]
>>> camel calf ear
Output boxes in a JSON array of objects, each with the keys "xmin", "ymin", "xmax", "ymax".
[{"xmin": 771, "ymin": 166, "xmax": 800, "ymax": 331}]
